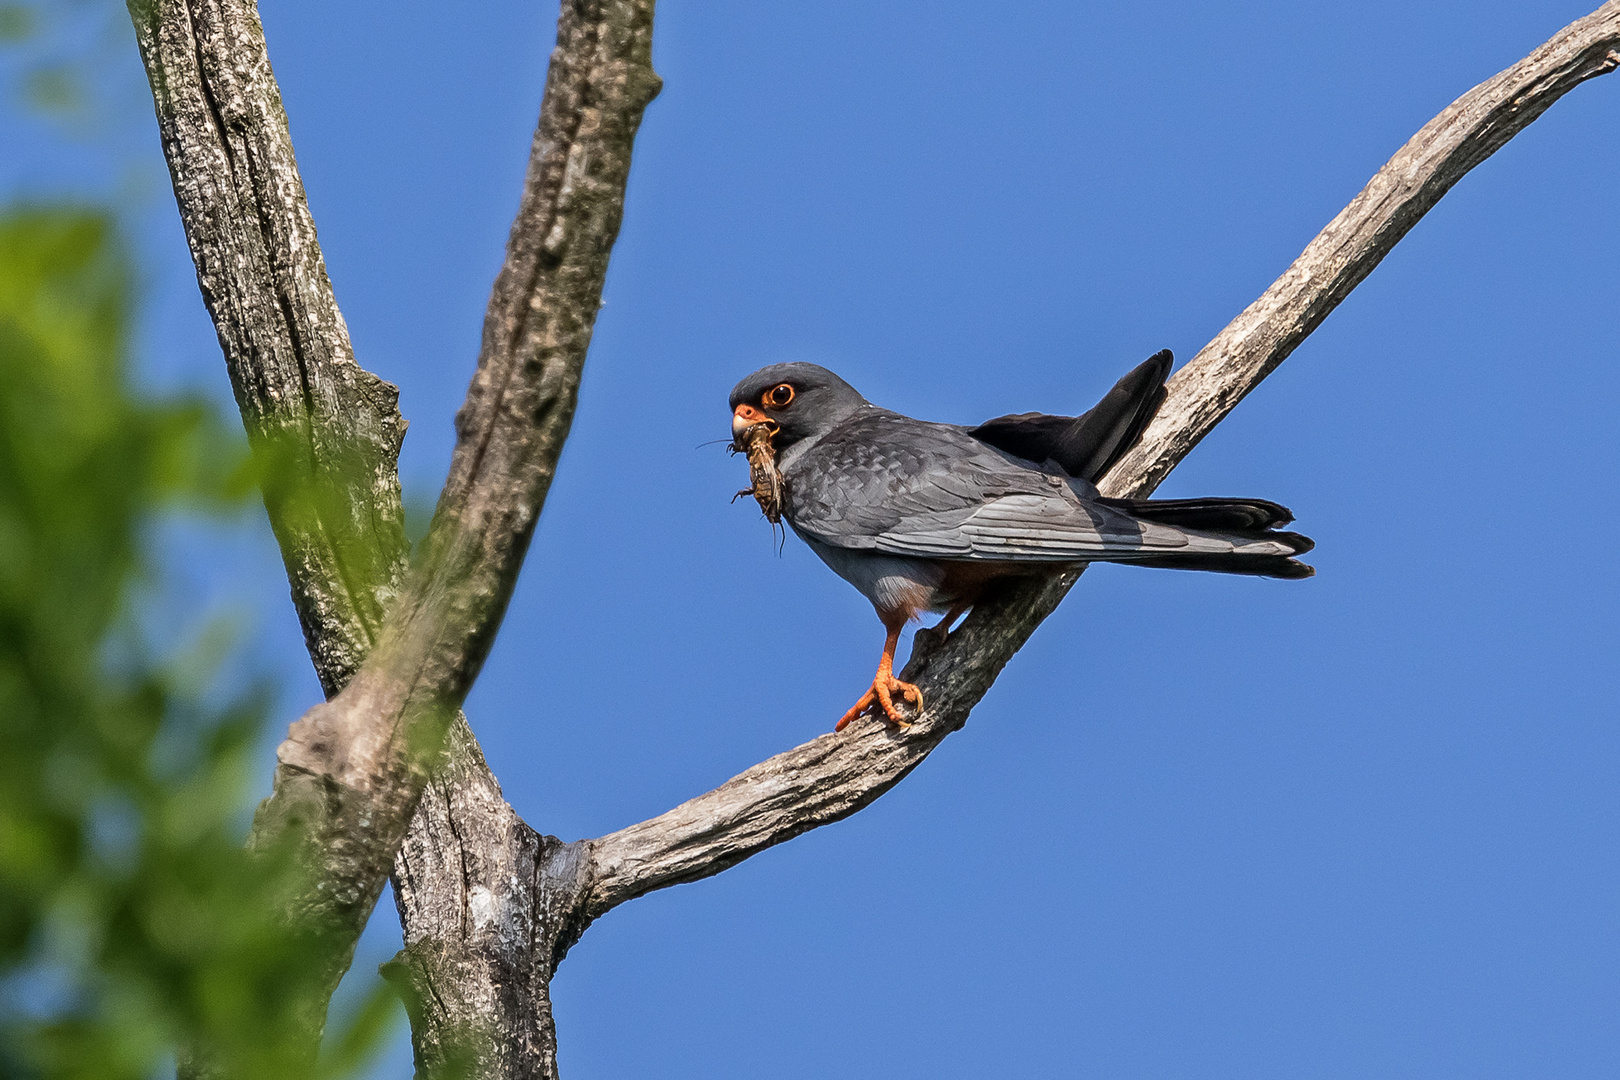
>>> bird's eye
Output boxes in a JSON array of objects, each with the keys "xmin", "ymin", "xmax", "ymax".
[{"xmin": 763, "ymin": 384, "xmax": 795, "ymax": 408}]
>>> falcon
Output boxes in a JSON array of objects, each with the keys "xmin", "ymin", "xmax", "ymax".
[{"xmin": 729, "ymin": 351, "xmax": 1313, "ymax": 731}]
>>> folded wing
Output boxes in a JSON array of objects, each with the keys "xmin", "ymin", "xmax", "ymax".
[{"xmin": 783, "ymin": 409, "xmax": 1312, "ymax": 577}]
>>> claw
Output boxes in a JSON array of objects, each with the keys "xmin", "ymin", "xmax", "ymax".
[
  {"xmin": 836, "ymin": 673, "xmax": 924, "ymax": 731},
  {"xmin": 834, "ymin": 621, "xmax": 922, "ymax": 731}
]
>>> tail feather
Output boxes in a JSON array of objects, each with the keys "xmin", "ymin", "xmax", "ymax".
[
  {"xmin": 964, "ymin": 350, "xmax": 1319, "ymax": 579},
  {"xmin": 1124, "ymin": 525, "xmax": 1314, "ymax": 578},
  {"xmin": 1099, "ymin": 496, "xmax": 1296, "ymax": 533},
  {"xmin": 1128, "ymin": 552, "xmax": 1315, "ymax": 579},
  {"xmin": 970, "ymin": 349, "xmax": 1172, "ymax": 482}
]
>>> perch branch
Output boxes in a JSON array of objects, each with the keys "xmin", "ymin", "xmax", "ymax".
[{"xmin": 577, "ymin": 0, "xmax": 1620, "ymax": 920}]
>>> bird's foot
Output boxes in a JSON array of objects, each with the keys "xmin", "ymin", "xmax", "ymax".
[{"xmin": 835, "ymin": 674, "xmax": 923, "ymax": 731}]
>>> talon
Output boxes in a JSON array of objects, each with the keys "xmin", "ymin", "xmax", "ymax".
[
  {"xmin": 874, "ymin": 675, "xmax": 923, "ymax": 720},
  {"xmin": 834, "ymin": 620, "xmax": 922, "ymax": 731}
]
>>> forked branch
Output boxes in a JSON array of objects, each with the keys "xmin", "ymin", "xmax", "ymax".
[
  {"xmin": 267, "ymin": 0, "xmax": 661, "ymax": 864},
  {"xmin": 127, "ymin": 0, "xmax": 417, "ymax": 1024},
  {"xmin": 576, "ymin": 1, "xmax": 1620, "ymax": 920},
  {"xmin": 129, "ymin": 0, "xmax": 662, "ymax": 1050},
  {"xmin": 126, "ymin": 0, "xmax": 410, "ymax": 700},
  {"xmin": 130, "ymin": 0, "xmax": 1618, "ymax": 1074}
]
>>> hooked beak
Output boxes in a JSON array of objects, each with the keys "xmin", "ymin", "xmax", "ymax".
[{"xmin": 732, "ymin": 402, "xmax": 777, "ymax": 440}]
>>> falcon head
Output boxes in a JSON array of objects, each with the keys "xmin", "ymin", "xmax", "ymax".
[{"xmin": 729, "ymin": 362, "xmax": 866, "ymax": 450}]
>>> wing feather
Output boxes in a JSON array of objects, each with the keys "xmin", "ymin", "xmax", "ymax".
[{"xmin": 781, "ymin": 411, "xmax": 1298, "ymax": 564}]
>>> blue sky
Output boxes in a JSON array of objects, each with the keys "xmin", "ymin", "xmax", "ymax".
[{"xmin": 8, "ymin": 1, "xmax": 1620, "ymax": 1077}]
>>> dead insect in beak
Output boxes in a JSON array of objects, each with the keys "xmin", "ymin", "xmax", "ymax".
[{"xmin": 730, "ymin": 422, "xmax": 784, "ymax": 524}]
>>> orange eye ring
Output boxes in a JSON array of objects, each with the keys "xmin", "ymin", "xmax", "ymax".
[{"xmin": 763, "ymin": 383, "xmax": 795, "ymax": 408}]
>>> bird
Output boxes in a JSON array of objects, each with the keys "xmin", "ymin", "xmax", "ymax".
[{"xmin": 728, "ymin": 351, "xmax": 1313, "ymax": 732}]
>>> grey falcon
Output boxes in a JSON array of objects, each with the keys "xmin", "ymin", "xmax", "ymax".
[{"xmin": 728, "ymin": 351, "xmax": 1313, "ymax": 731}]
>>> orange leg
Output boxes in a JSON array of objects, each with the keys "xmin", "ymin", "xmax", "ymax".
[
  {"xmin": 835, "ymin": 620, "xmax": 924, "ymax": 731},
  {"xmin": 931, "ymin": 603, "xmax": 968, "ymax": 636}
]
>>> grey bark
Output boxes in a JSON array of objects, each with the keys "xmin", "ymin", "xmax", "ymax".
[
  {"xmin": 263, "ymin": 0, "xmax": 657, "ymax": 1002},
  {"xmin": 127, "ymin": 0, "xmax": 659, "ymax": 1063},
  {"xmin": 125, "ymin": 0, "xmax": 410, "ymax": 696},
  {"xmin": 125, "ymin": 0, "xmax": 414, "ymax": 1028},
  {"xmin": 126, "ymin": 0, "xmax": 1619, "ymax": 1075},
  {"xmin": 384, "ymin": 721, "xmax": 590, "ymax": 1080},
  {"xmin": 381, "ymin": 3, "xmax": 662, "ymax": 1075}
]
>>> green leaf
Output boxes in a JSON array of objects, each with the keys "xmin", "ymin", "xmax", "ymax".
[
  {"xmin": 0, "ymin": 4, "xmax": 35, "ymax": 44},
  {"xmin": 0, "ymin": 205, "xmax": 389, "ymax": 1078}
]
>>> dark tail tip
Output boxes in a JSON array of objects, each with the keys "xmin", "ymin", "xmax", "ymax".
[
  {"xmin": 1145, "ymin": 348, "xmax": 1173, "ymax": 381},
  {"xmin": 1132, "ymin": 553, "xmax": 1315, "ymax": 579},
  {"xmin": 1270, "ymin": 530, "xmax": 1315, "ymax": 557}
]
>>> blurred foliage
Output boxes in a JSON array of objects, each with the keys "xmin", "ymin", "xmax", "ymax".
[
  {"xmin": 0, "ymin": 6, "xmax": 36, "ymax": 45},
  {"xmin": 0, "ymin": 208, "xmax": 394, "ymax": 1079},
  {"xmin": 0, "ymin": 0, "xmax": 130, "ymax": 131}
]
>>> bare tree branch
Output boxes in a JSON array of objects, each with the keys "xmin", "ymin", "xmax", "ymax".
[
  {"xmin": 126, "ymin": 2, "xmax": 417, "ymax": 1032},
  {"xmin": 576, "ymin": 1, "xmax": 1620, "ymax": 921},
  {"xmin": 265, "ymin": 0, "xmax": 659, "ymax": 868},
  {"xmin": 376, "ymin": 6, "xmax": 664, "ymax": 1071},
  {"xmin": 126, "ymin": 0, "xmax": 410, "ymax": 699},
  {"xmin": 1111, "ymin": 2, "xmax": 1620, "ymax": 496},
  {"xmin": 130, "ymin": 0, "xmax": 1617, "ymax": 1073},
  {"xmin": 129, "ymin": 0, "xmax": 661, "ymax": 1055}
]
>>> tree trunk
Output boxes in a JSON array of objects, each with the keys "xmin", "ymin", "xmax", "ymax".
[{"xmin": 126, "ymin": 0, "xmax": 1620, "ymax": 1074}]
